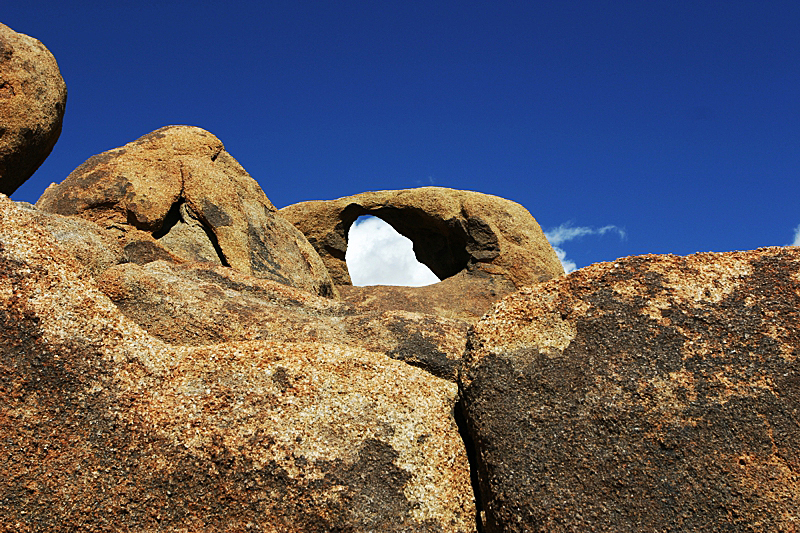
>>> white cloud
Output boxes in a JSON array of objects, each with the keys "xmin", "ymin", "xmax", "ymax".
[
  {"xmin": 551, "ymin": 246, "xmax": 577, "ymax": 275},
  {"xmin": 544, "ymin": 222, "xmax": 626, "ymax": 274},
  {"xmin": 545, "ymin": 223, "xmax": 626, "ymax": 246},
  {"xmin": 793, "ymin": 224, "xmax": 800, "ymax": 246},
  {"xmin": 346, "ymin": 216, "xmax": 440, "ymax": 287}
]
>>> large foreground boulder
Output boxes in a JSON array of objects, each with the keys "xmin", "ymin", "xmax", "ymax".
[
  {"xmin": 8, "ymin": 200, "xmax": 468, "ymax": 382},
  {"xmin": 280, "ymin": 187, "xmax": 564, "ymax": 320},
  {"xmin": 0, "ymin": 23, "xmax": 67, "ymax": 196},
  {"xmin": 0, "ymin": 196, "xmax": 477, "ymax": 532},
  {"xmin": 36, "ymin": 125, "xmax": 336, "ymax": 297},
  {"xmin": 460, "ymin": 249, "xmax": 800, "ymax": 532}
]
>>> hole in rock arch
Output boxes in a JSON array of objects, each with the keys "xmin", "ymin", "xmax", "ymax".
[{"xmin": 346, "ymin": 216, "xmax": 441, "ymax": 287}]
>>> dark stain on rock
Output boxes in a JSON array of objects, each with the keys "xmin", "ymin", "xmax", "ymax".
[
  {"xmin": 0, "ymin": 255, "xmax": 152, "ymax": 529},
  {"xmin": 461, "ymin": 251, "xmax": 800, "ymax": 532},
  {"xmin": 200, "ymin": 199, "xmax": 233, "ymax": 227},
  {"xmin": 321, "ymin": 438, "xmax": 441, "ymax": 532},
  {"xmin": 40, "ymin": 171, "xmax": 133, "ymax": 216},
  {"xmin": 247, "ymin": 221, "xmax": 292, "ymax": 286},
  {"xmin": 131, "ymin": 129, "xmax": 167, "ymax": 145},
  {"xmin": 59, "ymin": 150, "xmax": 120, "ymax": 181},
  {"xmin": 388, "ymin": 320, "xmax": 458, "ymax": 382},
  {"xmin": 122, "ymin": 240, "xmax": 176, "ymax": 265},
  {"xmin": 465, "ymin": 216, "xmax": 499, "ymax": 262},
  {"xmin": 271, "ymin": 366, "xmax": 291, "ymax": 393}
]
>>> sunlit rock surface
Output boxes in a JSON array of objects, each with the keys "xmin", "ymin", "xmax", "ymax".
[
  {"xmin": 281, "ymin": 187, "xmax": 564, "ymax": 320},
  {"xmin": 36, "ymin": 125, "xmax": 336, "ymax": 298},
  {"xmin": 0, "ymin": 196, "xmax": 477, "ymax": 532}
]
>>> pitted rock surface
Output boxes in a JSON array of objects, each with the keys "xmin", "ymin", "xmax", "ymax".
[
  {"xmin": 460, "ymin": 249, "xmax": 800, "ymax": 532},
  {"xmin": 36, "ymin": 125, "xmax": 336, "ymax": 297},
  {"xmin": 8, "ymin": 200, "xmax": 187, "ymax": 278},
  {"xmin": 13, "ymin": 200, "xmax": 467, "ymax": 381},
  {"xmin": 97, "ymin": 259, "xmax": 468, "ymax": 382},
  {"xmin": 0, "ymin": 195, "xmax": 477, "ymax": 532},
  {"xmin": 280, "ymin": 187, "xmax": 563, "ymax": 317},
  {"xmin": 0, "ymin": 23, "xmax": 67, "ymax": 196}
]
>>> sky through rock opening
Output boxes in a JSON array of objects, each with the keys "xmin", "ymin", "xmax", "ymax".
[{"xmin": 346, "ymin": 216, "xmax": 440, "ymax": 287}]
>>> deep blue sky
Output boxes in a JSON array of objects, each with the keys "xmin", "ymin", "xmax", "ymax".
[{"xmin": 7, "ymin": 1, "xmax": 800, "ymax": 271}]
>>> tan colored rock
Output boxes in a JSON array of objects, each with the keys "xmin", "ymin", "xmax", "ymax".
[
  {"xmin": 460, "ymin": 249, "xmax": 800, "ymax": 532},
  {"xmin": 6, "ymin": 200, "xmax": 186, "ymax": 279},
  {"xmin": 97, "ymin": 259, "xmax": 468, "ymax": 381},
  {"xmin": 0, "ymin": 23, "xmax": 67, "ymax": 196},
  {"xmin": 36, "ymin": 125, "xmax": 336, "ymax": 297},
  {"xmin": 0, "ymin": 195, "xmax": 477, "ymax": 531},
  {"xmin": 13, "ymin": 200, "xmax": 469, "ymax": 379},
  {"xmin": 280, "ymin": 187, "xmax": 563, "ymax": 319},
  {"xmin": 337, "ymin": 270, "xmax": 517, "ymax": 323},
  {"xmin": 9, "ymin": 200, "xmax": 126, "ymax": 277}
]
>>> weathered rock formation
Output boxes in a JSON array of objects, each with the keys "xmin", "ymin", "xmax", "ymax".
[
  {"xmin": 36, "ymin": 126, "xmax": 336, "ymax": 297},
  {"xmin": 10, "ymin": 200, "xmax": 128, "ymax": 278},
  {"xmin": 4, "ymin": 24, "xmax": 800, "ymax": 531},
  {"xmin": 280, "ymin": 188, "xmax": 564, "ymax": 321},
  {"xmin": 7, "ymin": 197, "xmax": 467, "ymax": 382},
  {"xmin": 97, "ymin": 260, "xmax": 468, "ymax": 382},
  {"xmin": 0, "ymin": 195, "xmax": 477, "ymax": 532},
  {"xmin": 460, "ymin": 248, "xmax": 800, "ymax": 532},
  {"xmin": 0, "ymin": 23, "xmax": 66, "ymax": 196}
]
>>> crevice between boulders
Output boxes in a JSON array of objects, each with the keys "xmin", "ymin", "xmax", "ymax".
[
  {"xmin": 454, "ymin": 397, "xmax": 485, "ymax": 533},
  {"xmin": 199, "ymin": 214, "xmax": 230, "ymax": 267},
  {"xmin": 151, "ymin": 200, "xmax": 181, "ymax": 239},
  {"xmin": 152, "ymin": 198, "xmax": 230, "ymax": 267}
]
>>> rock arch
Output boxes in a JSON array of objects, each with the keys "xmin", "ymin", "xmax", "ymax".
[
  {"xmin": 337, "ymin": 203, "xmax": 472, "ymax": 283},
  {"xmin": 280, "ymin": 187, "xmax": 564, "ymax": 289},
  {"xmin": 345, "ymin": 215, "xmax": 441, "ymax": 287}
]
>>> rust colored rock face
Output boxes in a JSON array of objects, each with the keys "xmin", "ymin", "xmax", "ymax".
[
  {"xmin": 460, "ymin": 249, "xmax": 800, "ymax": 532},
  {"xmin": 0, "ymin": 196, "xmax": 477, "ymax": 532},
  {"xmin": 0, "ymin": 23, "xmax": 67, "ymax": 196},
  {"xmin": 280, "ymin": 187, "xmax": 564, "ymax": 319},
  {"xmin": 36, "ymin": 125, "xmax": 336, "ymax": 297}
]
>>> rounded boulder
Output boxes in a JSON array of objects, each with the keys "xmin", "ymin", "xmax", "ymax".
[{"xmin": 0, "ymin": 23, "xmax": 67, "ymax": 195}]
